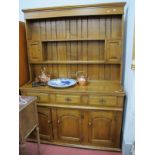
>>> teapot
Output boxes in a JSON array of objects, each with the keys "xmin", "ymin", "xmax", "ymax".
[{"xmin": 76, "ymin": 71, "xmax": 88, "ymax": 86}]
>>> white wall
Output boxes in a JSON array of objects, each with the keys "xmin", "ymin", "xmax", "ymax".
[
  {"xmin": 19, "ymin": 0, "xmax": 135, "ymax": 154},
  {"xmin": 122, "ymin": 0, "xmax": 135, "ymax": 154}
]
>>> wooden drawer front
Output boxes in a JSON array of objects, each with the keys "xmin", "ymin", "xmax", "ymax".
[
  {"xmin": 56, "ymin": 95, "xmax": 81, "ymax": 104},
  {"xmin": 25, "ymin": 92, "xmax": 49, "ymax": 103},
  {"xmin": 89, "ymin": 95, "xmax": 117, "ymax": 106}
]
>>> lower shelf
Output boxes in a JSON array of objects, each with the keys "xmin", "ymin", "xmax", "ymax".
[{"xmin": 30, "ymin": 60, "xmax": 121, "ymax": 65}]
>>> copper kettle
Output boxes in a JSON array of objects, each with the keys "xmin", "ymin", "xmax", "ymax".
[
  {"xmin": 76, "ymin": 71, "xmax": 88, "ymax": 86},
  {"xmin": 36, "ymin": 67, "xmax": 50, "ymax": 83}
]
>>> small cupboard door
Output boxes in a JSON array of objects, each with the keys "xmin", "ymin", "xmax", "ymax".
[
  {"xmin": 88, "ymin": 111, "xmax": 116, "ymax": 147},
  {"xmin": 28, "ymin": 41, "xmax": 42, "ymax": 61},
  {"xmin": 106, "ymin": 40, "xmax": 122, "ymax": 62},
  {"xmin": 37, "ymin": 106, "xmax": 53, "ymax": 141},
  {"xmin": 56, "ymin": 109, "xmax": 82, "ymax": 143}
]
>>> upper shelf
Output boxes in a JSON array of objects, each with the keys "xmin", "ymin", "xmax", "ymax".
[{"xmin": 42, "ymin": 38, "xmax": 105, "ymax": 42}]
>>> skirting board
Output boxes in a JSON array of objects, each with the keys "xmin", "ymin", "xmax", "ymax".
[
  {"xmin": 27, "ymin": 138, "xmax": 121, "ymax": 152},
  {"xmin": 122, "ymin": 142, "xmax": 135, "ymax": 155}
]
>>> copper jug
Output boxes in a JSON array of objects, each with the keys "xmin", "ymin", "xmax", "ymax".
[
  {"xmin": 37, "ymin": 67, "xmax": 50, "ymax": 83},
  {"xmin": 76, "ymin": 71, "xmax": 88, "ymax": 86}
]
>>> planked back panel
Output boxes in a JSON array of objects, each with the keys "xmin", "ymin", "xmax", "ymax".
[
  {"xmin": 31, "ymin": 64, "xmax": 120, "ymax": 81},
  {"xmin": 43, "ymin": 41, "xmax": 105, "ymax": 61},
  {"xmin": 27, "ymin": 15, "xmax": 122, "ymax": 41},
  {"xmin": 27, "ymin": 15, "xmax": 123, "ymax": 81}
]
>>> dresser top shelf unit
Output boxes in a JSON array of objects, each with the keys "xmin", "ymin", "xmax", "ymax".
[{"xmin": 23, "ymin": 2, "xmax": 125, "ymax": 85}]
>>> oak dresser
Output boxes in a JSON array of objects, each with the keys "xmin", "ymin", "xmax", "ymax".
[{"xmin": 20, "ymin": 2, "xmax": 126, "ymax": 151}]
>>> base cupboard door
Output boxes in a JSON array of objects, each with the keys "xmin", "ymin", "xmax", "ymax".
[
  {"xmin": 37, "ymin": 106, "xmax": 53, "ymax": 141},
  {"xmin": 88, "ymin": 111, "xmax": 116, "ymax": 147},
  {"xmin": 56, "ymin": 109, "xmax": 82, "ymax": 143}
]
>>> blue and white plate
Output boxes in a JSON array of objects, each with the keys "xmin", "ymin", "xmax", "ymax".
[{"xmin": 48, "ymin": 78, "xmax": 77, "ymax": 88}]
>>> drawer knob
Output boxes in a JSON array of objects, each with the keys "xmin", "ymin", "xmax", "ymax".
[
  {"xmin": 99, "ymin": 99, "xmax": 105, "ymax": 103},
  {"xmin": 65, "ymin": 97, "xmax": 71, "ymax": 102},
  {"xmin": 37, "ymin": 96, "xmax": 40, "ymax": 100},
  {"xmin": 88, "ymin": 122, "xmax": 92, "ymax": 126},
  {"xmin": 57, "ymin": 119, "xmax": 60, "ymax": 124}
]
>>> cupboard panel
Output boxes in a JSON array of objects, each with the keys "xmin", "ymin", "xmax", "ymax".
[
  {"xmin": 56, "ymin": 109, "xmax": 82, "ymax": 143},
  {"xmin": 88, "ymin": 111, "xmax": 116, "ymax": 147},
  {"xmin": 37, "ymin": 107, "xmax": 53, "ymax": 141},
  {"xmin": 106, "ymin": 40, "xmax": 122, "ymax": 62},
  {"xmin": 28, "ymin": 41, "xmax": 42, "ymax": 61}
]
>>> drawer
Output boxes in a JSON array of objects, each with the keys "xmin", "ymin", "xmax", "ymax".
[
  {"xmin": 25, "ymin": 92, "xmax": 49, "ymax": 103},
  {"xmin": 89, "ymin": 95, "xmax": 117, "ymax": 107},
  {"xmin": 56, "ymin": 94, "xmax": 81, "ymax": 104}
]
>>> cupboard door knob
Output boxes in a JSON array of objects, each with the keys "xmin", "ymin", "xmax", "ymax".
[
  {"xmin": 57, "ymin": 119, "xmax": 60, "ymax": 124},
  {"xmin": 88, "ymin": 122, "xmax": 92, "ymax": 126},
  {"xmin": 48, "ymin": 120, "xmax": 50, "ymax": 124}
]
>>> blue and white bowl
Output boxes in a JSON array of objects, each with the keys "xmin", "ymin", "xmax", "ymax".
[{"xmin": 48, "ymin": 78, "xmax": 77, "ymax": 88}]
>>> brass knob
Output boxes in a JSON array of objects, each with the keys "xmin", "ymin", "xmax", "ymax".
[
  {"xmin": 99, "ymin": 99, "xmax": 105, "ymax": 103},
  {"xmin": 88, "ymin": 122, "xmax": 92, "ymax": 126},
  {"xmin": 37, "ymin": 96, "xmax": 40, "ymax": 100},
  {"xmin": 65, "ymin": 97, "xmax": 71, "ymax": 102}
]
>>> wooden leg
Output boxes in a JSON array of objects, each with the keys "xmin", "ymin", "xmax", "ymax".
[
  {"xmin": 36, "ymin": 126, "xmax": 40, "ymax": 155},
  {"xmin": 19, "ymin": 142, "xmax": 27, "ymax": 155}
]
